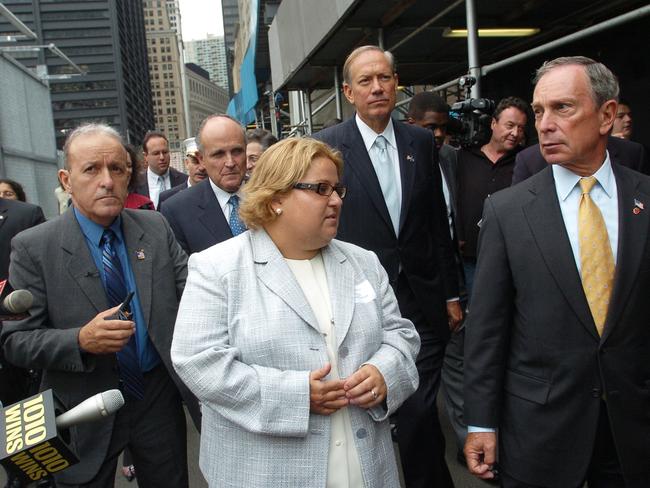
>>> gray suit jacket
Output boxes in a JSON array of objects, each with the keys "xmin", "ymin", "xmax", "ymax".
[
  {"xmin": 1, "ymin": 208, "xmax": 194, "ymax": 484},
  {"xmin": 171, "ymin": 229, "xmax": 420, "ymax": 488}
]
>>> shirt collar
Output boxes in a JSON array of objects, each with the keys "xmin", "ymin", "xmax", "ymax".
[
  {"xmin": 208, "ymin": 178, "xmax": 242, "ymax": 211},
  {"xmin": 73, "ymin": 207, "xmax": 123, "ymax": 246},
  {"xmin": 355, "ymin": 114, "xmax": 397, "ymax": 153},
  {"xmin": 147, "ymin": 167, "xmax": 169, "ymax": 181},
  {"xmin": 552, "ymin": 151, "xmax": 614, "ymax": 201}
]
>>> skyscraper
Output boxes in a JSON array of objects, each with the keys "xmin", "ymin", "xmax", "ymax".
[
  {"xmin": 184, "ymin": 34, "xmax": 229, "ymax": 91},
  {"xmin": 0, "ymin": 0, "xmax": 154, "ymax": 148},
  {"xmin": 143, "ymin": 0, "xmax": 188, "ymax": 152}
]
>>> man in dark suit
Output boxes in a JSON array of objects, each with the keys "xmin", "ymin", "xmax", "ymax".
[
  {"xmin": 160, "ymin": 115, "xmax": 247, "ymax": 254},
  {"xmin": 1, "ymin": 124, "xmax": 196, "ymax": 487},
  {"xmin": 134, "ymin": 131, "xmax": 187, "ymax": 209},
  {"xmin": 407, "ymin": 91, "xmax": 468, "ymax": 458},
  {"xmin": 512, "ymin": 134, "xmax": 648, "ymax": 184},
  {"xmin": 315, "ymin": 45, "xmax": 460, "ymax": 488},
  {"xmin": 464, "ymin": 56, "xmax": 650, "ymax": 487}
]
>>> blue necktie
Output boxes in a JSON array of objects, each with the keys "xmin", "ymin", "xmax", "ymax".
[
  {"xmin": 372, "ymin": 135, "xmax": 400, "ymax": 234},
  {"xmin": 101, "ymin": 229, "xmax": 145, "ymax": 400},
  {"xmin": 228, "ymin": 194, "xmax": 246, "ymax": 236}
]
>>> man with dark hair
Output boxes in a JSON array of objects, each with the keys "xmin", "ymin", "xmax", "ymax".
[
  {"xmin": 135, "ymin": 131, "xmax": 186, "ymax": 209},
  {"xmin": 612, "ymin": 100, "xmax": 633, "ymax": 140},
  {"xmin": 315, "ymin": 45, "xmax": 460, "ymax": 488},
  {"xmin": 1, "ymin": 123, "xmax": 197, "ymax": 488},
  {"xmin": 456, "ymin": 96, "xmax": 528, "ymax": 297},
  {"xmin": 160, "ymin": 115, "xmax": 247, "ymax": 254},
  {"xmin": 464, "ymin": 56, "xmax": 650, "ymax": 487},
  {"xmin": 245, "ymin": 128, "xmax": 277, "ymax": 179}
]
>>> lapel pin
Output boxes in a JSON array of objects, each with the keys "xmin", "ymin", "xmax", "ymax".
[
  {"xmin": 633, "ymin": 199, "xmax": 644, "ymax": 215},
  {"xmin": 0, "ymin": 215, "xmax": 4, "ymax": 220},
  {"xmin": 406, "ymin": 154, "xmax": 415, "ymax": 163},
  {"xmin": 136, "ymin": 249, "xmax": 146, "ymax": 260}
]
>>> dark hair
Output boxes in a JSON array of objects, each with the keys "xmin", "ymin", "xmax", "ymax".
[
  {"xmin": 124, "ymin": 144, "xmax": 141, "ymax": 193},
  {"xmin": 493, "ymin": 96, "xmax": 529, "ymax": 120},
  {"xmin": 142, "ymin": 131, "xmax": 168, "ymax": 153},
  {"xmin": 408, "ymin": 92, "xmax": 449, "ymax": 120},
  {"xmin": 0, "ymin": 179, "xmax": 26, "ymax": 202},
  {"xmin": 246, "ymin": 128, "xmax": 278, "ymax": 151}
]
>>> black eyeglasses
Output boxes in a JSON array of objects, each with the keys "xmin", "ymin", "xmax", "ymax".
[{"xmin": 293, "ymin": 182, "xmax": 347, "ymax": 199}]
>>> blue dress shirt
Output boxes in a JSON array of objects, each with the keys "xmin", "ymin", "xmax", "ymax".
[{"xmin": 74, "ymin": 208, "xmax": 160, "ymax": 371}]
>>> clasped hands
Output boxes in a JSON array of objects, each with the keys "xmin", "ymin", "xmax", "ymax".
[{"xmin": 309, "ymin": 362, "xmax": 386, "ymax": 415}]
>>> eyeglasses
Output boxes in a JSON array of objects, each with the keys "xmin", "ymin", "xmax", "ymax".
[{"xmin": 293, "ymin": 182, "xmax": 347, "ymax": 199}]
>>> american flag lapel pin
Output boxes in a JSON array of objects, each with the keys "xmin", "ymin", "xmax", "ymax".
[
  {"xmin": 136, "ymin": 249, "xmax": 146, "ymax": 260},
  {"xmin": 633, "ymin": 199, "xmax": 644, "ymax": 215},
  {"xmin": 406, "ymin": 154, "xmax": 415, "ymax": 163}
]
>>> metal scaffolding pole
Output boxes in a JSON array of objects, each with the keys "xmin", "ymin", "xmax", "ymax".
[
  {"xmin": 334, "ymin": 67, "xmax": 343, "ymax": 120},
  {"xmin": 304, "ymin": 90, "xmax": 313, "ymax": 135},
  {"xmin": 378, "ymin": 28, "xmax": 384, "ymax": 50},
  {"xmin": 465, "ymin": 0, "xmax": 480, "ymax": 98},
  {"xmin": 269, "ymin": 91, "xmax": 278, "ymax": 138}
]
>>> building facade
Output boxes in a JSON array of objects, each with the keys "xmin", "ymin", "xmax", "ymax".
[
  {"xmin": 0, "ymin": 0, "xmax": 154, "ymax": 149},
  {"xmin": 143, "ymin": 0, "xmax": 187, "ymax": 152},
  {"xmin": 184, "ymin": 34, "xmax": 229, "ymax": 91},
  {"xmin": 185, "ymin": 63, "xmax": 229, "ymax": 136}
]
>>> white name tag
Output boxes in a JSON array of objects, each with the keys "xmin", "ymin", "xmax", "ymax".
[{"xmin": 355, "ymin": 280, "xmax": 376, "ymax": 303}]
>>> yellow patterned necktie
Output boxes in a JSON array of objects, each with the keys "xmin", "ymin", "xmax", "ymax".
[{"xmin": 578, "ymin": 176, "xmax": 615, "ymax": 336}]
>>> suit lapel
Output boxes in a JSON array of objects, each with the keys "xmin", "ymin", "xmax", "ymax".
[
  {"xmin": 321, "ymin": 243, "xmax": 354, "ymax": 348},
  {"xmin": 196, "ymin": 181, "xmax": 233, "ymax": 241},
  {"xmin": 0, "ymin": 203, "xmax": 8, "ymax": 231},
  {"xmin": 251, "ymin": 230, "xmax": 319, "ymax": 332},
  {"xmin": 393, "ymin": 121, "xmax": 416, "ymax": 234},
  {"xmin": 61, "ymin": 210, "xmax": 107, "ymax": 313},
  {"xmin": 602, "ymin": 166, "xmax": 650, "ymax": 342},
  {"xmin": 121, "ymin": 211, "xmax": 154, "ymax": 328},
  {"xmin": 340, "ymin": 118, "xmax": 395, "ymax": 234},
  {"xmin": 522, "ymin": 169, "xmax": 599, "ymax": 340}
]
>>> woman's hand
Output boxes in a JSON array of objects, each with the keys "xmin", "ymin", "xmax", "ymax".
[
  {"xmin": 343, "ymin": 364, "xmax": 387, "ymax": 408},
  {"xmin": 309, "ymin": 363, "xmax": 349, "ymax": 415}
]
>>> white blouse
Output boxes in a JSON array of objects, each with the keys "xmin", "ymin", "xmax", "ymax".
[{"xmin": 285, "ymin": 253, "xmax": 365, "ymax": 488}]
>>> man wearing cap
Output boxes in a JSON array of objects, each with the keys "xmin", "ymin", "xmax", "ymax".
[{"xmin": 158, "ymin": 137, "xmax": 208, "ymax": 206}]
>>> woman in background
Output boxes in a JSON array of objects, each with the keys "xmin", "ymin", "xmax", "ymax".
[
  {"xmin": 124, "ymin": 144, "xmax": 154, "ymax": 210},
  {"xmin": 0, "ymin": 178, "xmax": 27, "ymax": 202},
  {"xmin": 172, "ymin": 137, "xmax": 420, "ymax": 487}
]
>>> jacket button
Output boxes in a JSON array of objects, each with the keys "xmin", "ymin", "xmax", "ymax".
[
  {"xmin": 339, "ymin": 346, "xmax": 349, "ymax": 358},
  {"xmin": 356, "ymin": 428, "xmax": 367, "ymax": 439},
  {"xmin": 591, "ymin": 388, "xmax": 601, "ymax": 398}
]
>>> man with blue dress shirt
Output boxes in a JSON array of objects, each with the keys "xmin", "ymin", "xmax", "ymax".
[
  {"xmin": 1, "ymin": 124, "xmax": 195, "ymax": 487},
  {"xmin": 464, "ymin": 57, "xmax": 650, "ymax": 487}
]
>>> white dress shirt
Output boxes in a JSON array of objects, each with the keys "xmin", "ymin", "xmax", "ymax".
[
  {"xmin": 209, "ymin": 178, "xmax": 242, "ymax": 221},
  {"xmin": 147, "ymin": 167, "xmax": 171, "ymax": 209},
  {"xmin": 355, "ymin": 114, "xmax": 403, "ymax": 213}
]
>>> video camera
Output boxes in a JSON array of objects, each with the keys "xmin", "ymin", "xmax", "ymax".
[{"xmin": 450, "ymin": 76, "xmax": 495, "ymax": 148}]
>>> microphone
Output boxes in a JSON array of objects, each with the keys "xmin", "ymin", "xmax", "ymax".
[
  {"xmin": 1, "ymin": 289, "xmax": 33, "ymax": 315},
  {"xmin": 55, "ymin": 390, "xmax": 125, "ymax": 431}
]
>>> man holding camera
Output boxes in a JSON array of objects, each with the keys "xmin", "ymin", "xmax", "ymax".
[{"xmin": 456, "ymin": 96, "xmax": 528, "ymax": 298}]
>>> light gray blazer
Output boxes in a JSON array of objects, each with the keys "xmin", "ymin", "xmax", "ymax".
[{"xmin": 171, "ymin": 229, "xmax": 420, "ymax": 488}]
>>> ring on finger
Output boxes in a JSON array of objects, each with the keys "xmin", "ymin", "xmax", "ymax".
[{"xmin": 371, "ymin": 388, "xmax": 378, "ymax": 400}]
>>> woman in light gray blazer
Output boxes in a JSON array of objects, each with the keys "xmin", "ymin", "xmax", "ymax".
[{"xmin": 171, "ymin": 138, "xmax": 420, "ymax": 488}]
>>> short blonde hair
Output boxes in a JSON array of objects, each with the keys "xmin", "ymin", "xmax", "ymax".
[{"xmin": 240, "ymin": 137, "xmax": 343, "ymax": 229}]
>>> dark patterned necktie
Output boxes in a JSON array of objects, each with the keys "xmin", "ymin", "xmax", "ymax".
[
  {"xmin": 228, "ymin": 194, "xmax": 246, "ymax": 236},
  {"xmin": 101, "ymin": 229, "xmax": 144, "ymax": 400}
]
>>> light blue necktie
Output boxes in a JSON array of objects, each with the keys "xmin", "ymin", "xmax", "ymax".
[
  {"xmin": 228, "ymin": 194, "xmax": 246, "ymax": 236},
  {"xmin": 372, "ymin": 135, "xmax": 400, "ymax": 234}
]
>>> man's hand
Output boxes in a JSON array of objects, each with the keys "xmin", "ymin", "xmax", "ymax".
[
  {"xmin": 343, "ymin": 364, "xmax": 386, "ymax": 409},
  {"xmin": 78, "ymin": 304, "xmax": 135, "ymax": 354},
  {"xmin": 464, "ymin": 432, "xmax": 497, "ymax": 479},
  {"xmin": 447, "ymin": 299, "xmax": 463, "ymax": 332},
  {"xmin": 309, "ymin": 363, "xmax": 348, "ymax": 415}
]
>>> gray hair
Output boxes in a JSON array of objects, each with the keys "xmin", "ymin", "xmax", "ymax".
[
  {"xmin": 196, "ymin": 114, "xmax": 246, "ymax": 154},
  {"xmin": 533, "ymin": 56, "xmax": 619, "ymax": 107},
  {"xmin": 63, "ymin": 123, "xmax": 123, "ymax": 169},
  {"xmin": 342, "ymin": 45, "xmax": 396, "ymax": 85}
]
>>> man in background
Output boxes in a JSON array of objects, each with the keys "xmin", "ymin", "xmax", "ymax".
[{"xmin": 158, "ymin": 137, "xmax": 207, "ymax": 206}]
